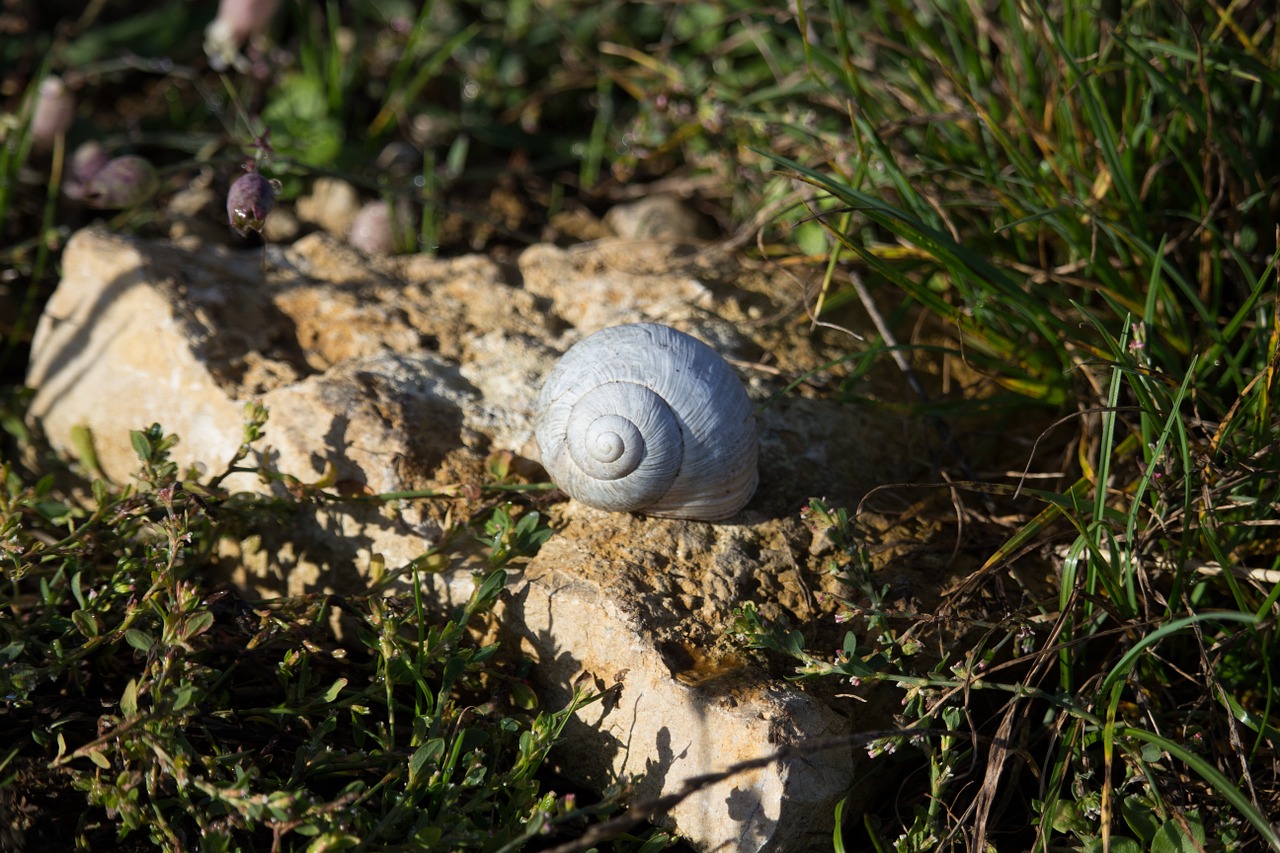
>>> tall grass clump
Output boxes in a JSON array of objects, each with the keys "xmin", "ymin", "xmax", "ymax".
[{"xmin": 724, "ymin": 2, "xmax": 1280, "ymax": 850}]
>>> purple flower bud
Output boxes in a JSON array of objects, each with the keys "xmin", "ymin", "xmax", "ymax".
[
  {"xmin": 227, "ymin": 171, "xmax": 277, "ymax": 235},
  {"xmin": 30, "ymin": 76, "xmax": 76, "ymax": 151},
  {"xmin": 82, "ymin": 155, "xmax": 160, "ymax": 209}
]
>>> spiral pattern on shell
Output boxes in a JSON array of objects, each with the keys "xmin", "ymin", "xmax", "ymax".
[{"xmin": 535, "ymin": 323, "xmax": 758, "ymax": 520}]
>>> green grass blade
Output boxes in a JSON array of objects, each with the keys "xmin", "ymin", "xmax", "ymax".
[
  {"xmin": 1099, "ymin": 612, "xmax": 1258, "ymax": 697},
  {"xmin": 833, "ymin": 795, "xmax": 847, "ymax": 853}
]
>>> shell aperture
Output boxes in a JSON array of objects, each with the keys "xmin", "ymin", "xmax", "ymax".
[{"xmin": 535, "ymin": 323, "xmax": 758, "ymax": 520}]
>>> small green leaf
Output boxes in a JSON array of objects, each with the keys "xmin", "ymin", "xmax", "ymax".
[
  {"xmin": 1048, "ymin": 798, "xmax": 1089, "ymax": 835},
  {"xmin": 782, "ymin": 629, "xmax": 806, "ymax": 657},
  {"xmin": 470, "ymin": 569, "xmax": 507, "ymax": 609},
  {"xmin": 410, "ymin": 738, "xmax": 445, "ymax": 780},
  {"xmin": 485, "ymin": 450, "xmax": 513, "ymax": 481},
  {"xmin": 173, "ymin": 684, "xmax": 197, "ymax": 711},
  {"xmin": 70, "ymin": 425, "xmax": 102, "ymax": 475},
  {"xmin": 637, "ymin": 833, "xmax": 673, "ymax": 853},
  {"xmin": 1151, "ymin": 814, "xmax": 1206, "ymax": 853},
  {"xmin": 130, "ymin": 429, "xmax": 152, "ymax": 463},
  {"xmin": 795, "ymin": 219, "xmax": 830, "ymax": 256},
  {"xmin": 125, "ymin": 629, "xmax": 155, "ymax": 653},
  {"xmin": 182, "ymin": 611, "xmax": 215, "ymax": 641},
  {"xmin": 71, "ymin": 609, "xmax": 98, "ymax": 638},
  {"xmin": 120, "ymin": 678, "xmax": 139, "ymax": 719},
  {"xmin": 1121, "ymin": 794, "xmax": 1161, "ymax": 844},
  {"xmin": 509, "ymin": 679, "xmax": 538, "ymax": 711},
  {"xmin": 91, "ymin": 478, "xmax": 109, "ymax": 506},
  {"xmin": 410, "ymin": 827, "xmax": 442, "ymax": 846},
  {"xmin": 33, "ymin": 474, "xmax": 55, "ymax": 498},
  {"xmin": 323, "ymin": 678, "xmax": 348, "ymax": 703},
  {"xmin": 33, "ymin": 499, "xmax": 72, "ymax": 523}
]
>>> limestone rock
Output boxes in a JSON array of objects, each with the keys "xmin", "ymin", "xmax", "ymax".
[
  {"xmin": 296, "ymin": 176, "xmax": 361, "ymax": 240},
  {"xmin": 498, "ymin": 519, "xmax": 854, "ymax": 849},
  {"xmin": 26, "ymin": 226, "xmax": 929, "ymax": 851},
  {"xmin": 260, "ymin": 204, "xmax": 300, "ymax": 243},
  {"xmin": 26, "ymin": 230, "xmax": 256, "ymax": 480},
  {"xmin": 166, "ymin": 183, "xmax": 225, "ymax": 242},
  {"xmin": 605, "ymin": 194, "xmax": 717, "ymax": 241},
  {"xmin": 518, "ymin": 241, "xmax": 718, "ymax": 335}
]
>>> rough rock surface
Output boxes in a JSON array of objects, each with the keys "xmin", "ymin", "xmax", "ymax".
[
  {"xmin": 603, "ymin": 194, "xmax": 717, "ymax": 241},
  {"xmin": 26, "ymin": 225, "xmax": 929, "ymax": 851}
]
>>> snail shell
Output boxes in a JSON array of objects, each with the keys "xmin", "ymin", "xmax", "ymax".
[{"xmin": 535, "ymin": 323, "xmax": 758, "ymax": 520}]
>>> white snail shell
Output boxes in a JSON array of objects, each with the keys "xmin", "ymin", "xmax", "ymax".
[{"xmin": 535, "ymin": 323, "xmax": 758, "ymax": 520}]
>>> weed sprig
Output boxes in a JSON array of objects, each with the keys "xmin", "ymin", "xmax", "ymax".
[{"xmin": 0, "ymin": 409, "xmax": 611, "ymax": 850}]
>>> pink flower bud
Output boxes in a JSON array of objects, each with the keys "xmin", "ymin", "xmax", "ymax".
[
  {"xmin": 30, "ymin": 76, "xmax": 76, "ymax": 151},
  {"xmin": 205, "ymin": 0, "xmax": 282, "ymax": 69},
  {"xmin": 216, "ymin": 0, "xmax": 280, "ymax": 42}
]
